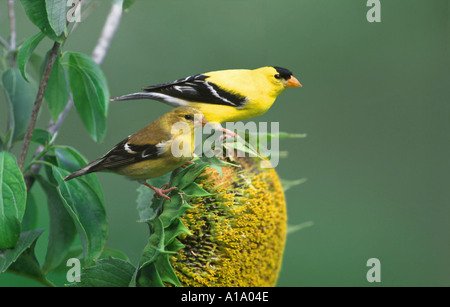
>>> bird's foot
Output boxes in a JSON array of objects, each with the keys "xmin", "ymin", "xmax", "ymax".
[
  {"xmin": 181, "ymin": 161, "xmax": 196, "ymax": 168},
  {"xmin": 143, "ymin": 182, "xmax": 178, "ymax": 200},
  {"xmin": 219, "ymin": 128, "xmax": 247, "ymax": 158},
  {"xmin": 220, "ymin": 127, "xmax": 239, "ymax": 141}
]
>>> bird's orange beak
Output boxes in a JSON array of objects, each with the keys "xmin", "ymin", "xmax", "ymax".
[
  {"xmin": 194, "ymin": 115, "xmax": 209, "ymax": 128},
  {"xmin": 286, "ymin": 76, "xmax": 302, "ymax": 88},
  {"xmin": 201, "ymin": 116, "xmax": 209, "ymax": 127}
]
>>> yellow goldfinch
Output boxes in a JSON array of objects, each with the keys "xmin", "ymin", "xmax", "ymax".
[
  {"xmin": 110, "ymin": 66, "xmax": 302, "ymax": 124},
  {"xmin": 64, "ymin": 107, "xmax": 208, "ymax": 200}
]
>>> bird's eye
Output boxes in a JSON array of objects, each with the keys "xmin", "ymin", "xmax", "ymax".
[
  {"xmin": 184, "ymin": 114, "xmax": 193, "ymax": 120},
  {"xmin": 274, "ymin": 74, "xmax": 281, "ymax": 79}
]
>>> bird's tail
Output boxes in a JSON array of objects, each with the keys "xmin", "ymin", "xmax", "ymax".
[
  {"xmin": 110, "ymin": 92, "xmax": 159, "ymax": 102},
  {"xmin": 64, "ymin": 158, "xmax": 104, "ymax": 181}
]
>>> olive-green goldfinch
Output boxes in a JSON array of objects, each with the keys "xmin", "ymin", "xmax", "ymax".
[
  {"xmin": 64, "ymin": 107, "xmax": 208, "ymax": 200},
  {"xmin": 110, "ymin": 66, "xmax": 302, "ymax": 124}
]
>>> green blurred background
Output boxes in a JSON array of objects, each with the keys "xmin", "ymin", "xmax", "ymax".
[{"xmin": 1, "ymin": 0, "xmax": 449, "ymax": 286}]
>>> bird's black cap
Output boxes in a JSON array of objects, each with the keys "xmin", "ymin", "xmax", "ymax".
[{"xmin": 272, "ymin": 67, "xmax": 293, "ymax": 79}]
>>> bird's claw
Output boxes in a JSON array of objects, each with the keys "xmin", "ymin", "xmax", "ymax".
[
  {"xmin": 143, "ymin": 182, "xmax": 178, "ymax": 200},
  {"xmin": 220, "ymin": 128, "xmax": 239, "ymax": 140},
  {"xmin": 181, "ymin": 161, "xmax": 196, "ymax": 168}
]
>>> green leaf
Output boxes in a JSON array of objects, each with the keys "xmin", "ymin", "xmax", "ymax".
[
  {"xmin": 52, "ymin": 166, "xmax": 108, "ymax": 267},
  {"xmin": 163, "ymin": 217, "xmax": 190, "ymax": 247},
  {"xmin": 139, "ymin": 218, "xmax": 165, "ymax": 269},
  {"xmin": 155, "ymin": 253, "xmax": 180, "ymax": 287},
  {"xmin": 68, "ymin": 257, "xmax": 135, "ymax": 287},
  {"xmin": 197, "ymin": 155, "xmax": 237, "ymax": 177},
  {"xmin": 136, "ymin": 173, "xmax": 171, "ymax": 222},
  {"xmin": 241, "ymin": 130, "xmax": 306, "ymax": 159},
  {"xmin": 0, "ymin": 151, "xmax": 27, "ymax": 249},
  {"xmin": 2, "ymin": 68, "xmax": 38, "ymax": 144},
  {"xmin": 64, "ymin": 52, "xmax": 110, "ymax": 142},
  {"xmin": 21, "ymin": 191, "xmax": 38, "ymax": 232},
  {"xmin": 135, "ymin": 263, "xmax": 164, "ymax": 287},
  {"xmin": 99, "ymin": 248, "xmax": 131, "ymax": 263},
  {"xmin": 45, "ymin": 0, "xmax": 67, "ymax": 37},
  {"xmin": 0, "ymin": 229, "xmax": 44, "ymax": 274},
  {"xmin": 280, "ymin": 178, "xmax": 307, "ymax": 192},
  {"xmin": 135, "ymin": 216, "xmax": 183, "ymax": 286},
  {"xmin": 19, "ymin": 0, "xmax": 65, "ymax": 42},
  {"xmin": 223, "ymin": 139, "xmax": 265, "ymax": 160},
  {"xmin": 28, "ymin": 53, "xmax": 45, "ymax": 81},
  {"xmin": 0, "ymin": 216, "xmax": 20, "ymax": 251},
  {"xmin": 122, "ymin": 0, "xmax": 136, "ymax": 11},
  {"xmin": 30, "ymin": 128, "xmax": 53, "ymax": 147},
  {"xmin": 53, "ymin": 146, "xmax": 103, "ymax": 199},
  {"xmin": 6, "ymin": 230, "xmax": 51, "ymax": 286},
  {"xmin": 37, "ymin": 175, "xmax": 77, "ymax": 272},
  {"xmin": 43, "ymin": 155, "xmax": 58, "ymax": 186},
  {"xmin": 158, "ymin": 193, "xmax": 192, "ymax": 228},
  {"xmin": 165, "ymin": 238, "xmax": 185, "ymax": 254},
  {"xmin": 244, "ymin": 130, "xmax": 307, "ymax": 142},
  {"xmin": 170, "ymin": 162, "xmax": 211, "ymax": 190},
  {"xmin": 287, "ymin": 221, "xmax": 314, "ymax": 235},
  {"xmin": 17, "ymin": 32, "xmax": 46, "ymax": 81},
  {"xmin": 182, "ymin": 182, "xmax": 212, "ymax": 197},
  {"xmin": 64, "ymin": 52, "xmax": 109, "ymax": 115},
  {"xmin": 45, "ymin": 54, "xmax": 69, "ymax": 122}
]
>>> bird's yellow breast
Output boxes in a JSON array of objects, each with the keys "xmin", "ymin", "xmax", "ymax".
[
  {"xmin": 197, "ymin": 68, "xmax": 285, "ymax": 123},
  {"xmin": 116, "ymin": 154, "xmax": 189, "ymax": 180},
  {"xmin": 186, "ymin": 102, "xmax": 268, "ymax": 123}
]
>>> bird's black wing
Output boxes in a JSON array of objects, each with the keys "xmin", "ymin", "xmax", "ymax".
[
  {"xmin": 63, "ymin": 140, "xmax": 163, "ymax": 181},
  {"xmin": 141, "ymin": 74, "xmax": 247, "ymax": 108},
  {"xmin": 92, "ymin": 140, "xmax": 162, "ymax": 171},
  {"xmin": 64, "ymin": 133, "xmax": 171, "ymax": 180}
]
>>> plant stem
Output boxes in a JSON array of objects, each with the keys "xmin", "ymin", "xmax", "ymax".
[
  {"xmin": 8, "ymin": 0, "xmax": 16, "ymax": 66},
  {"xmin": 92, "ymin": 0, "xmax": 123, "ymax": 64},
  {"xmin": 18, "ymin": 42, "xmax": 61, "ymax": 170},
  {"xmin": 23, "ymin": 0, "xmax": 124, "ymax": 190},
  {"xmin": 0, "ymin": 36, "xmax": 11, "ymax": 50}
]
